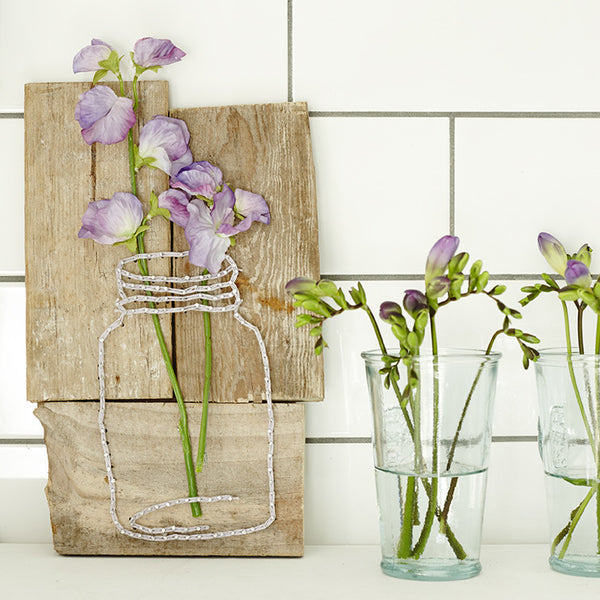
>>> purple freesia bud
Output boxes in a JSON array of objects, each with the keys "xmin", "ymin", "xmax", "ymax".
[
  {"xmin": 285, "ymin": 277, "xmax": 317, "ymax": 295},
  {"xmin": 78, "ymin": 192, "xmax": 143, "ymax": 245},
  {"xmin": 157, "ymin": 188, "xmax": 191, "ymax": 228},
  {"xmin": 379, "ymin": 301, "xmax": 403, "ymax": 323},
  {"xmin": 403, "ymin": 289, "xmax": 428, "ymax": 317},
  {"xmin": 565, "ymin": 259, "xmax": 592, "ymax": 289},
  {"xmin": 171, "ymin": 161, "xmax": 223, "ymax": 198},
  {"xmin": 75, "ymin": 85, "xmax": 136, "ymax": 145},
  {"xmin": 424, "ymin": 235, "xmax": 459, "ymax": 285},
  {"xmin": 138, "ymin": 116, "xmax": 193, "ymax": 176},
  {"xmin": 426, "ymin": 276, "xmax": 451, "ymax": 299},
  {"xmin": 538, "ymin": 232, "xmax": 568, "ymax": 275},
  {"xmin": 184, "ymin": 186, "xmax": 237, "ymax": 274},
  {"xmin": 133, "ymin": 37, "xmax": 185, "ymax": 68},
  {"xmin": 233, "ymin": 189, "xmax": 270, "ymax": 231},
  {"xmin": 73, "ymin": 39, "xmax": 113, "ymax": 73}
]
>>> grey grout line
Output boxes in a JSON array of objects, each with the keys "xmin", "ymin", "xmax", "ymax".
[
  {"xmin": 0, "ymin": 276, "xmax": 25, "ymax": 283},
  {"xmin": 0, "ymin": 113, "xmax": 23, "ymax": 119},
  {"xmin": 320, "ymin": 273, "xmax": 555, "ymax": 282},
  {"xmin": 1, "ymin": 436, "xmax": 536, "ymax": 445},
  {"xmin": 449, "ymin": 116, "xmax": 455, "ymax": 236},
  {"xmin": 308, "ymin": 111, "xmax": 600, "ymax": 118},
  {"xmin": 287, "ymin": 0, "xmax": 293, "ymax": 103}
]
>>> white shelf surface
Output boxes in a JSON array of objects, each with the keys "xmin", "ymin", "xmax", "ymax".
[{"xmin": 1, "ymin": 544, "xmax": 598, "ymax": 599}]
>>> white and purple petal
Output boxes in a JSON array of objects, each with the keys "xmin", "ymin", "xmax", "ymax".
[
  {"xmin": 424, "ymin": 235, "xmax": 459, "ymax": 285},
  {"xmin": 138, "ymin": 116, "xmax": 192, "ymax": 176},
  {"xmin": 73, "ymin": 39, "xmax": 113, "ymax": 73},
  {"xmin": 234, "ymin": 188, "xmax": 270, "ymax": 225},
  {"xmin": 75, "ymin": 86, "xmax": 135, "ymax": 145},
  {"xmin": 78, "ymin": 192, "xmax": 143, "ymax": 245},
  {"xmin": 133, "ymin": 37, "xmax": 186, "ymax": 68},
  {"xmin": 538, "ymin": 232, "xmax": 568, "ymax": 275},
  {"xmin": 185, "ymin": 199, "xmax": 231, "ymax": 274},
  {"xmin": 565, "ymin": 259, "xmax": 592, "ymax": 288},
  {"xmin": 171, "ymin": 161, "xmax": 223, "ymax": 197},
  {"xmin": 157, "ymin": 189, "xmax": 191, "ymax": 228}
]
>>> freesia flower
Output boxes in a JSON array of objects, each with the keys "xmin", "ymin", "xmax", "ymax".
[
  {"xmin": 233, "ymin": 189, "xmax": 270, "ymax": 231},
  {"xmin": 565, "ymin": 259, "xmax": 592, "ymax": 288},
  {"xmin": 184, "ymin": 186, "xmax": 237, "ymax": 274},
  {"xmin": 78, "ymin": 192, "xmax": 144, "ymax": 245},
  {"xmin": 133, "ymin": 37, "xmax": 185, "ymax": 68},
  {"xmin": 424, "ymin": 235, "xmax": 459, "ymax": 285},
  {"xmin": 403, "ymin": 289, "xmax": 428, "ymax": 317},
  {"xmin": 73, "ymin": 39, "xmax": 113, "ymax": 73},
  {"xmin": 379, "ymin": 301, "xmax": 403, "ymax": 323},
  {"xmin": 538, "ymin": 232, "xmax": 568, "ymax": 275},
  {"xmin": 157, "ymin": 188, "xmax": 191, "ymax": 228},
  {"xmin": 575, "ymin": 243, "xmax": 592, "ymax": 268},
  {"xmin": 285, "ymin": 277, "xmax": 318, "ymax": 295},
  {"xmin": 171, "ymin": 161, "xmax": 223, "ymax": 198},
  {"xmin": 426, "ymin": 276, "xmax": 451, "ymax": 299},
  {"xmin": 138, "ymin": 116, "xmax": 193, "ymax": 176},
  {"xmin": 75, "ymin": 85, "xmax": 136, "ymax": 145}
]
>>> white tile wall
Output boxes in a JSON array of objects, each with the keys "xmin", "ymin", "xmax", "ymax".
[{"xmin": 3, "ymin": 0, "xmax": 600, "ymax": 548}]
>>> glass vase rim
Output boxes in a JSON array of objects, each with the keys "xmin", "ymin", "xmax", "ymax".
[
  {"xmin": 360, "ymin": 347, "xmax": 502, "ymax": 366},
  {"xmin": 536, "ymin": 347, "xmax": 600, "ymax": 364}
]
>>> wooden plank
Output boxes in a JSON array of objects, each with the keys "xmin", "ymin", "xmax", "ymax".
[
  {"xmin": 25, "ymin": 82, "xmax": 172, "ymax": 402},
  {"xmin": 35, "ymin": 401, "xmax": 304, "ymax": 556},
  {"xmin": 170, "ymin": 103, "xmax": 323, "ymax": 403}
]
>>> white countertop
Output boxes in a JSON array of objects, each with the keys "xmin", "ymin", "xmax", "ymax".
[{"xmin": 1, "ymin": 544, "xmax": 599, "ymax": 599}]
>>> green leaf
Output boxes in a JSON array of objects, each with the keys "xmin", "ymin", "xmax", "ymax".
[
  {"xmin": 97, "ymin": 50, "xmax": 122, "ymax": 76},
  {"xmin": 295, "ymin": 313, "xmax": 320, "ymax": 327},
  {"xmin": 92, "ymin": 69, "xmax": 108, "ymax": 84},
  {"xmin": 148, "ymin": 191, "xmax": 170, "ymax": 220},
  {"xmin": 309, "ymin": 326, "xmax": 322, "ymax": 337},
  {"xmin": 541, "ymin": 273, "xmax": 560, "ymax": 290}
]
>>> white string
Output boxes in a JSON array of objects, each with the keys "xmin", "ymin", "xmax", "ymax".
[{"xmin": 97, "ymin": 251, "xmax": 275, "ymax": 541}]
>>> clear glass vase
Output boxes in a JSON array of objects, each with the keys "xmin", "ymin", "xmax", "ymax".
[
  {"xmin": 535, "ymin": 352, "xmax": 600, "ymax": 577},
  {"xmin": 361, "ymin": 349, "xmax": 500, "ymax": 581}
]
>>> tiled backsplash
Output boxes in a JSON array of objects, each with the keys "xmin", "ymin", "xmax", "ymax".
[{"xmin": 3, "ymin": 0, "xmax": 600, "ymax": 546}]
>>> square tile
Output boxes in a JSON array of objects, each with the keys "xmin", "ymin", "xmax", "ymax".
[
  {"xmin": 294, "ymin": 1, "xmax": 600, "ymax": 111},
  {"xmin": 311, "ymin": 117, "xmax": 449, "ymax": 275},
  {"xmin": 1, "ymin": 0, "xmax": 287, "ymax": 111},
  {"xmin": 455, "ymin": 118, "xmax": 600, "ymax": 274},
  {"xmin": 0, "ymin": 120, "xmax": 24, "ymax": 275}
]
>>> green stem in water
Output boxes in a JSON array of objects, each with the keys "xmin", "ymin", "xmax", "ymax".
[
  {"xmin": 196, "ymin": 275, "xmax": 212, "ymax": 473},
  {"xmin": 397, "ymin": 476, "xmax": 417, "ymax": 559},
  {"xmin": 557, "ymin": 485, "xmax": 597, "ymax": 559},
  {"xmin": 577, "ymin": 303, "xmax": 585, "ymax": 355},
  {"xmin": 124, "ymin": 91, "xmax": 201, "ymax": 516}
]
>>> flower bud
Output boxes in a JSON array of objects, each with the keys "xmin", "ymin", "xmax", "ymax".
[
  {"xmin": 403, "ymin": 289, "xmax": 428, "ymax": 317},
  {"xmin": 426, "ymin": 276, "xmax": 451, "ymax": 299},
  {"xmin": 425, "ymin": 236, "xmax": 459, "ymax": 285},
  {"xmin": 285, "ymin": 277, "xmax": 317, "ymax": 296},
  {"xmin": 379, "ymin": 301, "xmax": 403, "ymax": 323},
  {"xmin": 538, "ymin": 232, "xmax": 568, "ymax": 275},
  {"xmin": 575, "ymin": 244, "xmax": 592, "ymax": 268},
  {"xmin": 564, "ymin": 260, "xmax": 592, "ymax": 289}
]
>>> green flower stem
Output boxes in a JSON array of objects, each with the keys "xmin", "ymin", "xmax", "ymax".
[
  {"xmin": 397, "ymin": 476, "xmax": 417, "ymax": 559},
  {"xmin": 557, "ymin": 485, "xmax": 597, "ymax": 559},
  {"xmin": 362, "ymin": 304, "xmax": 466, "ymax": 559},
  {"xmin": 196, "ymin": 277, "xmax": 212, "ymax": 473},
  {"xmin": 125, "ymin": 107, "xmax": 201, "ymax": 516},
  {"xmin": 578, "ymin": 303, "xmax": 586, "ymax": 354}
]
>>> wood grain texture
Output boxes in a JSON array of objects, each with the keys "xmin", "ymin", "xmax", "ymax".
[
  {"xmin": 35, "ymin": 401, "xmax": 304, "ymax": 556},
  {"xmin": 25, "ymin": 82, "xmax": 172, "ymax": 402},
  {"xmin": 170, "ymin": 103, "xmax": 323, "ymax": 403}
]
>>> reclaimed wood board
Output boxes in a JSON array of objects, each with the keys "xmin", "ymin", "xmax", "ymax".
[
  {"xmin": 25, "ymin": 81, "xmax": 172, "ymax": 402},
  {"xmin": 25, "ymin": 84, "xmax": 323, "ymax": 404},
  {"xmin": 170, "ymin": 103, "xmax": 322, "ymax": 403},
  {"xmin": 35, "ymin": 401, "xmax": 304, "ymax": 556}
]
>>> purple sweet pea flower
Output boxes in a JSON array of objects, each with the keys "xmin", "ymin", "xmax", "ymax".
[
  {"xmin": 75, "ymin": 85, "xmax": 136, "ymax": 145},
  {"xmin": 78, "ymin": 192, "xmax": 143, "ymax": 245},
  {"xmin": 138, "ymin": 116, "xmax": 193, "ymax": 176},
  {"xmin": 133, "ymin": 37, "xmax": 185, "ymax": 68},
  {"xmin": 73, "ymin": 39, "xmax": 113, "ymax": 73},
  {"xmin": 184, "ymin": 186, "xmax": 237, "ymax": 274},
  {"xmin": 538, "ymin": 232, "xmax": 568, "ymax": 276},
  {"xmin": 157, "ymin": 188, "xmax": 191, "ymax": 228},
  {"xmin": 233, "ymin": 189, "xmax": 270, "ymax": 232},
  {"xmin": 565, "ymin": 259, "xmax": 592, "ymax": 289},
  {"xmin": 171, "ymin": 161, "xmax": 223, "ymax": 198},
  {"xmin": 403, "ymin": 289, "xmax": 428, "ymax": 317},
  {"xmin": 425, "ymin": 235, "xmax": 459, "ymax": 285}
]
